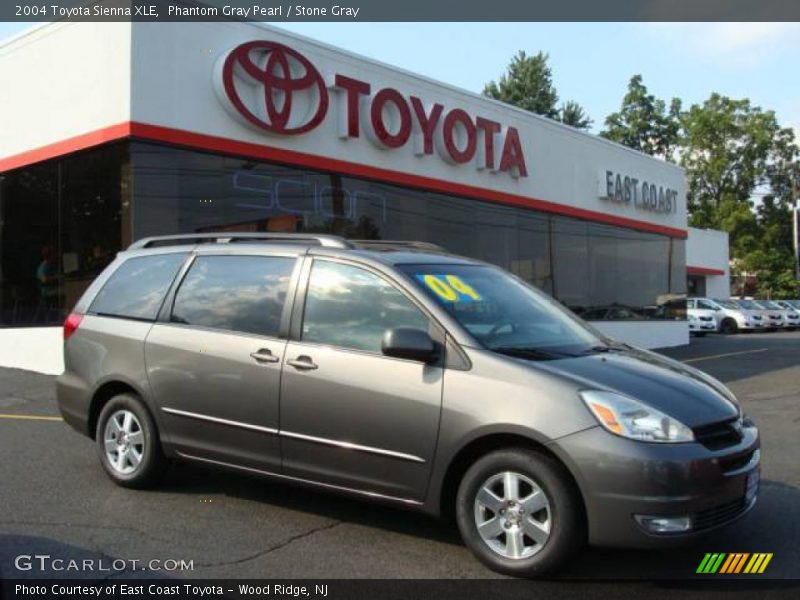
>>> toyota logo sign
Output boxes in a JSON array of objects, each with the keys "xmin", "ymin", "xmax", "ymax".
[
  {"xmin": 215, "ymin": 40, "xmax": 528, "ymax": 178},
  {"xmin": 217, "ymin": 41, "xmax": 328, "ymax": 135}
]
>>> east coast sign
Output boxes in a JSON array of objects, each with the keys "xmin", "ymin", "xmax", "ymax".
[
  {"xmin": 214, "ymin": 41, "xmax": 528, "ymax": 178},
  {"xmin": 598, "ymin": 169, "xmax": 679, "ymax": 215}
]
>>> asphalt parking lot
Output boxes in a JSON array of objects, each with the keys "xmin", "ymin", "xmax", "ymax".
[{"xmin": 1, "ymin": 331, "xmax": 798, "ymax": 584}]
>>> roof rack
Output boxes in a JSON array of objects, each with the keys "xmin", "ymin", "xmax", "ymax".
[
  {"xmin": 350, "ymin": 240, "xmax": 447, "ymax": 253},
  {"xmin": 127, "ymin": 232, "xmax": 351, "ymax": 250}
]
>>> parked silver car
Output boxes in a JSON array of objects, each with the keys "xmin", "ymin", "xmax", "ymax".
[
  {"xmin": 56, "ymin": 234, "xmax": 760, "ymax": 577},
  {"xmin": 686, "ymin": 299, "xmax": 720, "ymax": 333},
  {"xmin": 691, "ymin": 298, "xmax": 764, "ymax": 334},
  {"xmin": 756, "ymin": 300, "xmax": 798, "ymax": 330},
  {"xmin": 736, "ymin": 299, "xmax": 784, "ymax": 330}
]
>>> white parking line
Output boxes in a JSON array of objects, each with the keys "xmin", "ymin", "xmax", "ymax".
[
  {"xmin": 0, "ymin": 413, "xmax": 62, "ymax": 421},
  {"xmin": 683, "ymin": 348, "xmax": 768, "ymax": 364}
]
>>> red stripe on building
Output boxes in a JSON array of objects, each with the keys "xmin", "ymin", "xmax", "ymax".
[
  {"xmin": 0, "ymin": 123, "xmax": 132, "ymax": 172},
  {"xmin": 1, "ymin": 121, "xmax": 689, "ymax": 240},
  {"xmin": 687, "ymin": 266, "xmax": 726, "ymax": 276}
]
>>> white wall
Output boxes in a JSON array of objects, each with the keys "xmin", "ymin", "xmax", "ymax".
[
  {"xmin": 591, "ymin": 320, "xmax": 688, "ymax": 349},
  {"xmin": 687, "ymin": 227, "xmax": 730, "ymax": 298},
  {"xmin": 0, "ymin": 22, "xmax": 131, "ymax": 164},
  {"xmin": 0, "ymin": 328, "xmax": 63, "ymax": 375}
]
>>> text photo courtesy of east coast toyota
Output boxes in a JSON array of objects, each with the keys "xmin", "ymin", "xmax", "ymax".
[{"xmin": 1, "ymin": 1, "xmax": 799, "ymax": 599}]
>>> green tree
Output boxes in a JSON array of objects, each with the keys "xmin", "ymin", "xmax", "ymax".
[
  {"xmin": 483, "ymin": 51, "xmax": 560, "ymax": 119},
  {"xmin": 558, "ymin": 100, "xmax": 592, "ymax": 130},
  {"xmin": 680, "ymin": 94, "xmax": 784, "ymax": 220},
  {"xmin": 600, "ymin": 75, "xmax": 681, "ymax": 160},
  {"xmin": 680, "ymin": 93, "xmax": 799, "ymax": 296}
]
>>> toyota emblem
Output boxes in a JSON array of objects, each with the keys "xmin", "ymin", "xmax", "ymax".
[{"xmin": 217, "ymin": 41, "xmax": 329, "ymax": 135}]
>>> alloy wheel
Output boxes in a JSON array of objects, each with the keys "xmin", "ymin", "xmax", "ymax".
[
  {"xmin": 103, "ymin": 409, "xmax": 145, "ymax": 475},
  {"xmin": 474, "ymin": 471, "xmax": 551, "ymax": 559}
]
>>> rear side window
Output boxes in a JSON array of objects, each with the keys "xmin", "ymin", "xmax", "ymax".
[
  {"xmin": 90, "ymin": 254, "xmax": 187, "ymax": 321},
  {"xmin": 171, "ymin": 255, "xmax": 295, "ymax": 337}
]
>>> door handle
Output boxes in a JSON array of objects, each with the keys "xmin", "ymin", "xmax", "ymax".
[
  {"xmin": 250, "ymin": 349, "xmax": 280, "ymax": 363},
  {"xmin": 286, "ymin": 355, "xmax": 318, "ymax": 370}
]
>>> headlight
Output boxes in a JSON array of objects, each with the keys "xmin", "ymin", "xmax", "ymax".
[{"xmin": 580, "ymin": 390, "xmax": 694, "ymax": 443}]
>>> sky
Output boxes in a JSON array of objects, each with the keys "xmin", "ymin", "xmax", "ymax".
[{"xmin": 1, "ymin": 21, "xmax": 799, "ymax": 136}]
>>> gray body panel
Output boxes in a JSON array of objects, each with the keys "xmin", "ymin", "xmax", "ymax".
[
  {"xmin": 56, "ymin": 236, "xmax": 760, "ymax": 549},
  {"xmin": 144, "ymin": 323, "xmax": 286, "ymax": 472},
  {"xmin": 279, "ymin": 341, "xmax": 442, "ymax": 499}
]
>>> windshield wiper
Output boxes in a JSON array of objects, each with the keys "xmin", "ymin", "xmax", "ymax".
[
  {"xmin": 581, "ymin": 343, "xmax": 628, "ymax": 355},
  {"xmin": 492, "ymin": 346, "xmax": 580, "ymax": 360}
]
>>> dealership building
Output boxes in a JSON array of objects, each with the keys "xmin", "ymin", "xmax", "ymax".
[{"xmin": 0, "ymin": 19, "xmax": 730, "ymax": 374}]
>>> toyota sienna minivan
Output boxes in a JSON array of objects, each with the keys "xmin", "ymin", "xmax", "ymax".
[{"xmin": 56, "ymin": 233, "xmax": 760, "ymax": 577}]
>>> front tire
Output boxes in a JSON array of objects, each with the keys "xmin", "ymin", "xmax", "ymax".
[
  {"xmin": 95, "ymin": 393, "xmax": 165, "ymax": 488},
  {"xmin": 720, "ymin": 318, "xmax": 738, "ymax": 335},
  {"xmin": 455, "ymin": 448, "xmax": 585, "ymax": 578}
]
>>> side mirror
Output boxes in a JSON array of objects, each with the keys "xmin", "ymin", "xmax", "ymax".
[{"xmin": 381, "ymin": 327, "xmax": 437, "ymax": 363}]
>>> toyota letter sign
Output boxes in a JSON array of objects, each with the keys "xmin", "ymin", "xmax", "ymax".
[{"xmin": 215, "ymin": 41, "xmax": 528, "ymax": 178}]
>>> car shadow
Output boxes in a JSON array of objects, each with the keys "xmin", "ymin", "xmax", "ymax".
[
  {"xmin": 157, "ymin": 459, "xmax": 799, "ymax": 580},
  {"xmin": 157, "ymin": 460, "xmax": 463, "ymax": 547}
]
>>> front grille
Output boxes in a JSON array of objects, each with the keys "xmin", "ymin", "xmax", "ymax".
[
  {"xmin": 692, "ymin": 499, "xmax": 748, "ymax": 531},
  {"xmin": 699, "ymin": 316, "xmax": 713, "ymax": 322},
  {"xmin": 718, "ymin": 449, "xmax": 756, "ymax": 474},
  {"xmin": 693, "ymin": 418, "xmax": 743, "ymax": 450}
]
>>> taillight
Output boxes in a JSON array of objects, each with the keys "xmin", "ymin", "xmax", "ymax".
[{"xmin": 63, "ymin": 313, "xmax": 83, "ymax": 340}]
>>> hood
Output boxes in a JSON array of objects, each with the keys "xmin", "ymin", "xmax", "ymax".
[
  {"xmin": 532, "ymin": 348, "xmax": 739, "ymax": 428},
  {"xmin": 690, "ymin": 309, "xmax": 717, "ymax": 318}
]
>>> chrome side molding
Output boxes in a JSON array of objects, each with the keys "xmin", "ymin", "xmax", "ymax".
[
  {"xmin": 174, "ymin": 451, "xmax": 423, "ymax": 507},
  {"xmin": 162, "ymin": 407, "xmax": 426, "ymax": 464}
]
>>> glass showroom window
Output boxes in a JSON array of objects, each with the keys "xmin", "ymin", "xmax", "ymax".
[
  {"xmin": 129, "ymin": 142, "xmax": 682, "ymax": 321},
  {"xmin": 0, "ymin": 144, "xmax": 127, "ymax": 327}
]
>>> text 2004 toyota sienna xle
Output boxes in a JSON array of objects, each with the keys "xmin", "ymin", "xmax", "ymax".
[{"xmin": 56, "ymin": 233, "xmax": 760, "ymax": 577}]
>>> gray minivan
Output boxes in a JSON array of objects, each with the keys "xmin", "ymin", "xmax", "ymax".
[{"xmin": 56, "ymin": 233, "xmax": 760, "ymax": 577}]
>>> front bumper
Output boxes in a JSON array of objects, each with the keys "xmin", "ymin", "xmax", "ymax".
[{"xmin": 552, "ymin": 422, "xmax": 760, "ymax": 548}]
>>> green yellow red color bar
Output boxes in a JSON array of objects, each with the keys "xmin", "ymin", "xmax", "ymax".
[{"xmin": 697, "ymin": 553, "xmax": 773, "ymax": 574}]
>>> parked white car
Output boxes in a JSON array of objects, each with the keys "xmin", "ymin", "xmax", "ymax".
[
  {"xmin": 685, "ymin": 298, "xmax": 720, "ymax": 333},
  {"xmin": 690, "ymin": 297, "xmax": 765, "ymax": 334},
  {"xmin": 774, "ymin": 300, "xmax": 800, "ymax": 320},
  {"xmin": 735, "ymin": 298, "xmax": 784, "ymax": 330},
  {"xmin": 688, "ymin": 313, "xmax": 716, "ymax": 336},
  {"xmin": 757, "ymin": 300, "xmax": 798, "ymax": 330}
]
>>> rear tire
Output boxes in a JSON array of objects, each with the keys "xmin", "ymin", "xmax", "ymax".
[
  {"xmin": 720, "ymin": 318, "xmax": 738, "ymax": 335},
  {"xmin": 455, "ymin": 448, "xmax": 585, "ymax": 578},
  {"xmin": 95, "ymin": 393, "xmax": 165, "ymax": 488}
]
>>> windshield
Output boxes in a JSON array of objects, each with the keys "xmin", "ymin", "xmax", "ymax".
[
  {"xmin": 760, "ymin": 300, "xmax": 780, "ymax": 310},
  {"xmin": 736, "ymin": 299, "xmax": 760, "ymax": 310},
  {"xmin": 787, "ymin": 300, "xmax": 800, "ymax": 309},
  {"xmin": 399, "ymin": 263, "xmax": 604, "ymax": 357},
  {"xmin": 714, "ymin": 299, "xmax": 739, "ymax": 309}
]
